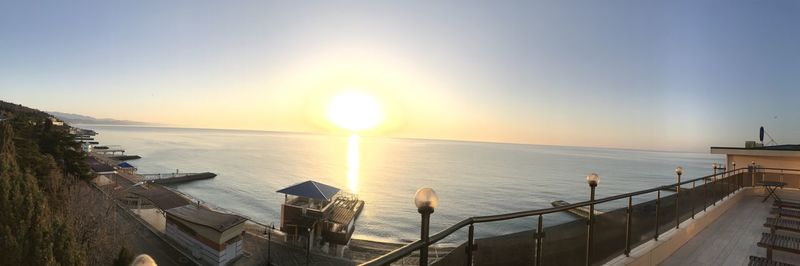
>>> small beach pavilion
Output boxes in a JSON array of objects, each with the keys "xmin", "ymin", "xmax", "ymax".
[
  {"xmin": 116, "ymin": 162, "xmax": 137, "ymax": 173},
  {"xmin": 277, "ymin": 180, "xmax": 364, "ymax": 253}
]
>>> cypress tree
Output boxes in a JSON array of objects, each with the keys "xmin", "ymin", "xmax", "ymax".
[{"xmin": 0, "ymin": 122, "xmax": 83, "ymax": 265}]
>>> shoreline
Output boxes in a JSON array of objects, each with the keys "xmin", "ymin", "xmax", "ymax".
[{"xmin": 92, "ymin": 152, "xmax": 442, "ymax": 263}]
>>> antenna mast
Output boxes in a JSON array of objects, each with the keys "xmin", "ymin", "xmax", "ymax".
[{"xmin": 760, "ymin": 126, "xmax": 778, "ymax": 146}]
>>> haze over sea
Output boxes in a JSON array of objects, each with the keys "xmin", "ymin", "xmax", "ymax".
[{"xmin": 84, "ymin": 125, "xmax": 722, "ymax": 243}]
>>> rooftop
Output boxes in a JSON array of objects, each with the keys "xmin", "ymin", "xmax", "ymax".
[
  {"xmin": 277, "ymin": 180, "xmax": 341, "ymax": 201},
  {"xmin": 662, "ymin": 189, "xmax": 800, "ymax": 265},
  {"xmin": 130, "ymin": 184, "xmax": 191, "ymax": 210},
  {"xmin": 86, "ymin": 156, "xmax": 115, "ymax": 173},
  {"xmin": 711, "ymin": 144, "xmax": 800, "ymax": 151},
  {"xmin": 711, "ymin": 145, "xmax": 800, "ymax": 157},
  {"xmin": 117, "ymin": 162, "xmax": 136, "ymax": 168},
  {"xmin": 165, "ymin": 204, "xmax": 247, "ymax": 233}
]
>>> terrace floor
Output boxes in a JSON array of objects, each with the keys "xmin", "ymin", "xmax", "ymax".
[{"xmin": 660, "ymin": 188, "xmax": 800, "ymax": 266}]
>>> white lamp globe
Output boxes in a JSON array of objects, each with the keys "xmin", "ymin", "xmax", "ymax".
[
  {"xmin": 586, "ymin": 173, "xmax": 600, "ymax": 186},
  {"xmin": 414, "ymin": 188, "xmax": 439, "ymax": 210}
]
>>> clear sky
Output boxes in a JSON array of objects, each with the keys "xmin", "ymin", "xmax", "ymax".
[{"xmin": 2, "ymin": 1, "xmax": 799, "ymax": 151}]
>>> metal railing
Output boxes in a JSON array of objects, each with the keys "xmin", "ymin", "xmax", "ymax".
[{"xmin": 362, "ymin": 167, "xmax": 800, "ymax": 266}]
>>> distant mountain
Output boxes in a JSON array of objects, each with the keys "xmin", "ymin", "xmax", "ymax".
[{"xmin": 48, "ymin": 111, "xmax": 154, "ymax": 125}]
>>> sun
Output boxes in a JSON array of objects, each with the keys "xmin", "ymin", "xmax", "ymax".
[{"xmin": 327, "ymin": 91, "xmax": 385, "ymax": 131}]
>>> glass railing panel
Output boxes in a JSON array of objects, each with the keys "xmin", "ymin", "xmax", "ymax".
[{"xmin": 590, "ymin": 198, "xmax": 628, "ymax": 264}]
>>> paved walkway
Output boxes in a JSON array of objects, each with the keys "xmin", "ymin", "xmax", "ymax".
[
  {"xmin": 239, "ymin": 232, "xmax": 355, "ymax": 266},
  {"xmin": 660, "ymin": 189, "xmax": 800, "ymax": 266},
  {"xmin": 119, "ymin": 206, "xmax": 196, "ymax": 266}
]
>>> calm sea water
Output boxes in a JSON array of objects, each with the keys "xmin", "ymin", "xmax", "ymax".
[{"xmin": 83, "ymin": 125, "xmax": 722, "ymax": 243}]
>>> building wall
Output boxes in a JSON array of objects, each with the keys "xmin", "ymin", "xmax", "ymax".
[
  {"xmin": 168, "ymin": 215, "xmax": 245, "ymax": 244},
  {"xmin": 727, "ymin": 154, "xmax": 800, "ymax": 188},
  {"xmin": 726, "ymin": 154, "xmax": 800, "ymax": 170},
  {"xmin": 218, "ymin": 223, "xmax": 245, "ymax": 244},
  {"xmin": 165, "ymin": 222, "xmax": 243, "ymax": 266}
]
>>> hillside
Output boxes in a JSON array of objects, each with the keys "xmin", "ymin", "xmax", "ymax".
[
  {"xmin": 1, "ymin": 100, "xmax": 130, "ymax": 265},
  {"xmin": 47, "ymin": 111, "xmax": 152, "ymax": 125}
]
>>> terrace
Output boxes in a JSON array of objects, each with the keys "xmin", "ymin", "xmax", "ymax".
[
  {"xmin": 362, "ymin": 167, "xmax": 800, "ymax": 266},
  {"xmin": 661, "ymin": 188, "xmax": 800, "ymax": 265}
]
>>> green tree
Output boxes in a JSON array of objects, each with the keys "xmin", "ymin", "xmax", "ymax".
[{"xmin": 0, "ymin": 122, "xmax": 84, "ymax": 265}]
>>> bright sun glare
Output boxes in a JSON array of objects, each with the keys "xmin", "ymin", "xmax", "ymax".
[{"xmin": 327, "ymin": 91, "xmax": 384, "ymax": 131}]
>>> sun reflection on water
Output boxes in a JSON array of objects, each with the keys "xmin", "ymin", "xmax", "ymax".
[{"xmin": 347, "ymin": 134, "xmax": 360, "ymax": 193}]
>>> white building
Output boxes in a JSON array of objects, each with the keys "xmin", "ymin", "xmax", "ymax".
[
  {"xmin": 49, "ymin": 117, "xmax": 64, "ymax": 126},
  {"xmin": 164, "ymin": 204, "xmax": 247, "ymax": 266},
  {"xmin": 711, "ymin": 144, "xmax": 800, "ymax": 188}
]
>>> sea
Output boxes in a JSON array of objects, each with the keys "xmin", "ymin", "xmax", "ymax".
[{"xmin": 81, "ymin": 125, "xmax": 722, "ymax": 244}]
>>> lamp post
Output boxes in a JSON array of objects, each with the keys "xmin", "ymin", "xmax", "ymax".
[
  {"xmin": 751, "ymin": 161, "xmax": 756, "ymax": 187},
  {"xmin": 306, "ymin": 227, "xmax": 311, "ymax": 266},
  {"xmin": 731, "ymin": 162, "xmax": 742, "ymax": 190},
  {"xmin": 586, "ymin": 173, "xmax": 599, "ymax": 266},
  {"xmin": 267, "ymin": 223, "xmax": 273, "ymax": 265},
  {"xmin": 712, "ymin": 163, "xmax": 718, "ymax": 205},
  {"xmin": 675, "ymin": 166, "xmax": 683, "ymax": 229},
  {"xmin": 415, "ymin": 188, "xmax": 438, "ymax": 266},
  {"xmin": 732, "ymin": 162, "xmax": 737, "ymax": 189}
]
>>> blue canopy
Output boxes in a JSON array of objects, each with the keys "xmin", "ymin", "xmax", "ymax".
[
  {"xmin": 276, "ymin": 180, "xmax": 341, "ymax": 201},
  {"xmin": 117, "ymin": 162, "xmax": 135, "ymax": 168}
]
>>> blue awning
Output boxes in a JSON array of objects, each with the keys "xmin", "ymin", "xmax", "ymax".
[
  {"xmin": 276, "ymin": 180, "xmax": 340, "ymax": 201},
  {"xmin": 118, "ymin": 162, "xmax": 135, "ymax": 168}
]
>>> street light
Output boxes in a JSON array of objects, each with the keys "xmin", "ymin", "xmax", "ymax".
[
  {"xmin": 266, "ymin": 223, "xmax": 273, "ymax": 266},
  {"xmin": 586, "ymin": 173, "xmax": 599, "ymax": 266},
  {"xmin": 415, "ymin": 188, "xmax": 438, "ymax": 266},
  {"xmin": 712, "ymin": 163, "xmax": 719, "ymax": 205},
  {"xmin": 675, "ymin": 166, "xmax": 683, "ymax": 229},
  {"xmin": 731, "ymin": 161, "xmax": 738, "ymax": 190},
  {"xmin": 306, "ymin": 228, "xmax": 311, "ymax": 266}
]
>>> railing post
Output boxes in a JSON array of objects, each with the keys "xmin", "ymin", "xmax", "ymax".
[
  {"xmin": 712, "ymin": 174, "xmax": 717, "ymax": 206},
  {"xmin": 420, "ymin": 209, "xmax": 431, "ymax": 266},
  {"xmin": 691, "ymin": 181, "xmax": 696, "ymax": 219},
  {"xmin": 267, "ymin": 223, "xmax": 273, "ymax": 265},
  {"xmin": 726, "ymin": 170, "xmax": 731, "ymax": 197},
  {"xmin": 722, "ymin": 171, "xmax": 726, "ymax": 199},
  {"xmin": 738, "ymin": 169, "xmax": 742, "ymax": 190},
  {"xmin": 536, "ymin": 215, "xmax": 543, "ymax": 266},
  {"xmin": 729, "ymin": 170, "xmax": 732, "ymax": 196},
  {"xmin": 654, "ymin": 190, "xmax": 660, "ymax": 241},
  {"xmin": 466, "ymin": 223, "xmax": 474, "ymax": 266},
  {"xmin": 624, "ymin": 196, "xmax": 632, "ymax": 256},
  {"xmin": 586, "ymin": 185, "xmax": 596, "ymax": 266},
  {"xmin": 703, "ymin": 177, "xmax": 708, "ymax": 212},
  {"xmin": 729, "ymin": 171, "xmax": 733, "ymax": 195},
  {"xmin": 722, "ymin": 170, "xmax": 727, "ymax": 198},
  {"xmin": 306, "ymin": 228, "xmax": 311, "ymax": 266},
  {"xmin": 675, "ymin": 174, "xmax": 681, "ymax": 229}
]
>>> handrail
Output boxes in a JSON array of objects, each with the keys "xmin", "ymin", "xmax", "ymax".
[
  {"xmin": 361, "ymin": 167, "xmax": 798, "ymax": 265},
  {"xmin": 759, "ymin": 167, "xmax": 800, "ymax": 172}
]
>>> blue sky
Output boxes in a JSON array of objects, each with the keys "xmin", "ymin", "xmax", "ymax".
[{"xmin": 1, "ymin": 1, "xmax": 799, "ymax": 151}]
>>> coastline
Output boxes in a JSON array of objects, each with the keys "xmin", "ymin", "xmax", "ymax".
[
  {"xmin": 92, "ymin": 152, "xmax": 440, "ymax": 263},
  {"xmin": 81, "ymin": 124, "xmax": 723, "ymax": 245}
]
